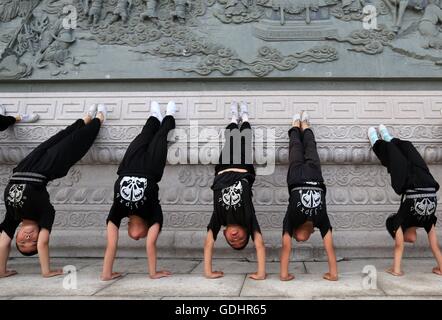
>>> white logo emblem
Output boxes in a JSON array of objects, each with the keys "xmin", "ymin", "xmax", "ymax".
[
  {"xmin": 414, "ymin": 198, "xmax": 436, "ymax": 216},
  {"xmin": 300, "ymin": 190, "xmax": 322, "ymax": 209},
  {"xmin": 119, "ymin": 177, "xmax": 148, "ymax": 203},
  {"xmin": 221, "ymin": 181, "xmax": 243, "ymax": 208},
  {"xmin": 7, "ymin": 184, "xmax": 26, "ymax": 207}
]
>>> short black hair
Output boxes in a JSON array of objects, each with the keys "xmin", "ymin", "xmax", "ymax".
[
  {"xmin": 227, "ymin": 235, "xmax": 250, "ymax": 251},
  {"xmin": 16, "ymin": 242, "xmax": 38, "ymax": 257}
]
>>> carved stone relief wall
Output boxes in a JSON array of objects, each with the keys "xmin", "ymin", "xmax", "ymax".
[
  {"xmin": 1, "ymin": 0, "xmax": 442, "ymax": 79},
  {"xmin": 0, "ymin": 91, "xmax": 441, "ymax": 258}
]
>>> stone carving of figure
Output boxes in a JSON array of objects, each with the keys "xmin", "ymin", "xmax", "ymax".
[
  {"xmin": 83, "ymin": 0, "xmax": 103, "ymax": 24},
  {"xmin": 225, "ymin": 0, "xmax": 254, "ymax": 17},
  {"xmin": 418, "ymin": 0, "xmax": 442, "ymax": 48},
  {"xmin": 341, "ymin": 0, "xmax": 365, "ymax": 13},
  {"xmin": 0, "ymin": 0, "xmax": 34, "ymax": 23},
  {"xmin": 36, "ymin": 12, "xmax": 76, "ymax": 69},
  {"xmin": 111, "ymin": 0, "xmax": 132, "ymax": 23},
  {"xmin": 141, "ymin": 0, "xmax": 187, "ymax": 22},
  {"xmin": 383, "ymin": 0, "xmax": 426, "ymax": 32},
  {"xmin": 272, "ymin": 0, "xmax": 321, "ymax": 25}
]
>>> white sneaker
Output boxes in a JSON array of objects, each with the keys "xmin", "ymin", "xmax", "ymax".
[
  {"xmin": 368, "ymin": 127, "xmax": 379, "ymax": 147},
  {"xmin": 97, "ymin": 104, "xmax": 107, "ymax": 122},
  {"xmin": 0, "ymin": 104, "xmax": 5, "ymax": 116},
  {"xmin": 18, "ymin": 113, "xmax": 39, "ymax": 123},
  {"xmin": 166, "ymin": 101, "xmax": 177, "ymax": 116},
  {"xmin": 293, "ymin": 113, "xmax": 301, "ymax": 123},
  {"xmin": 379, "ymin": 124, "xmax": 393, "ymax": 142},
  {"xmin": 301, "ymin": 110, "xmax": 310, "ymax": 125},
  {"xmin": 87, "ymin": 104, "xmax": 98, "ymax": 119},
  {"xmin": 239, "ymin": 101, "xmax": 249, "ymax": 122},
  {"xmin": 230, "ymin": 101, "xmax": 239, "ymax": 119},
  {"xmin": 150, "ymin": 101, "xmax": 163, "ymax": 122}
]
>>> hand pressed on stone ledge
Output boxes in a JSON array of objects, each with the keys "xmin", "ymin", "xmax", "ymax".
[
  {"xmin": 101, "ymin": 272, "xmax": 123, "ymax": 282},
  {"xmin": 150, "ymin": 270, "xmax": 172, "ymax": 279}
]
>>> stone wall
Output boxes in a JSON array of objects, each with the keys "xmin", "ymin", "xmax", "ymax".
[{"xmin": 1, "ymin": 90, "xmax": 442, "ymax": 260}]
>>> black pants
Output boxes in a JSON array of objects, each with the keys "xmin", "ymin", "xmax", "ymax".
[
  {"xmin": 118, "ymin": 116, "xmax": 176, "ymax": 183},
  {"xmin": 14, "ymin": 118, "xmax": 102, "ymax": 180},
  {"xmin": 0, "ymin": 115, "xmax": 16, "ymax": 131},
  {"xmin": 216, "ymin": 122, "xmax": 255, "ymax": 174},
  {"xmin": 287, "ymin": 127, "xmax": 324, "ymax": 187},
  {"xmin": 373, "ymin": 138, "xmax": 438, "ymax": 195}
]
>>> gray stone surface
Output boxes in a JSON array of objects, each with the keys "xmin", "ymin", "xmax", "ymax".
[
  {"xmin": 240, "ymin": 274, "xmax": 385, "ymax": 299},
  {"xmin": 95, "ymin": 274, "xmax": 245, "ymax": 298},
  {"xmin": 378, "ymin": 272, "xmax": 442, "ymax": 296},
  {"xmin": 0, "ymin": 265, "xmax": 118, "ymax": 297},
  {"xmin": 191, "ymin": 259, "xmax": 306, "ymax": 275},
  {"xmin": 87, "ymin": 258, "xmax": 201, "ymax": 274},
  {"xmin": 1, "ymin": 0, "xmax": 442, "ymax": 80},
  {"xmin": 0, "ymin": 259, "xmax": 441, "ymax": 299},
  {"xmin": 192, "ymin": 259, "xmax": 305, "ymax": 274}
]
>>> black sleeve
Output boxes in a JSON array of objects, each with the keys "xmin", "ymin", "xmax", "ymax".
[
  {"xmin": 38, "ymin": 205, "xmax": 56, "ymax": 233},
  {"xmin": 208, "ymin": 189, "xmax": 222, "ymax": 241},
  {"xmin": 0, "ymin": 210, "xmax": 20, "ymax": 239},
  {"xmin": 424, "ymin": 215, "xmax": 438, "ymax": 234},
  {"xmin": 282, "ymin": 211, "xmax": 293, "ymax": 237},
  {"xmin": 207, "ymin": 210, "xmax": 221, "ymax": 241},
  {"xmin": 106, "ymin": 203, "xmax": 125, "ymax": 229},
  {"xmin": 242, "ymin": 180, "xmax": 261, "ymax": 240},
  {"xmin": 147, "ymin": 201, "xmax": 163, "ymax": 232},
  {"xmin": 318, "ymin": 210, "xmax": 332, "ymax": 239}
]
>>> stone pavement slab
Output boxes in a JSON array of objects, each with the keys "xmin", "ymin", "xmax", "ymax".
[
  {"xmin": 6, "ymin": 258, "xmax": 97, "ymax": 275},
  {"xmin": 87, "ymin": 258, "xmax": 200, "ymax": 275},
  {"xmin": 191, "ymin": 259, "xmax": 305, "ymax": 275},
  {"xmin": 377, "ymin": 272, "xmax": 442, "ymax": 296},
  {"xmin": 11, "ymin": 296, "xmax": 161, "ymax": 300},
  {"xmin": 305, "ymin": 259, "xmax": 438, "ymax": 276},
  {"xmin": 95, "ymin": 274, "xmax": 245, "ymax": 298},
  {"xmin": 1, "ymin": 258, "xmax": 441, "ymax": 300},
  {"xmin": 0, "ymin": 265, "xmax": 118, "ymax": 297},
  {"xmin": 240, "ymin": 274, "xmax": 385, "ymax": 299}
]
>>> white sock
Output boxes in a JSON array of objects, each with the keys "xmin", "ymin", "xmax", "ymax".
[
  {"xmin": 240, "ymin": 102, "xmax": 249, "ymax": 122},
  {"xmin": 97, "ymin": 104, "xmax": 107, "ymax": 120},
  {"xmin": 18, "ymin": 113, "xmax": 39, "ymax": 123},
  {"xmin": 166, "ymin": 101, "xmax": 177, "ymax": 116},
  {"xmin": 230, "ymin": 101, "xmax": 239, "ymax": 124},
  {"xmin": 150, "ymin": 101, "xmax": 163, "ymax": 122}
]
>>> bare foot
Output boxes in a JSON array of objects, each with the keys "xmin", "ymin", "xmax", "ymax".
[
  {"xmin": 83, "ymin": 115, "xmax": 92, "ymax": 125},
  {"xmin": 96, "ymin": 112, "xmax": 105, "ymax": 124},
  {"xmin": 323, "ymin": 273, "xmax": 339, "ymax": 281},
  {"xmin": 280, "ymin": 274, "xmax": 295, "ymax": 281},
  {"xmin": 301, "ymin": 122, "xmax": 310, "ymax": 131},
  {"xmin": 386, "ymin": 268, "xmax": 404, "ymax": 277},
  {"xmin": 432, "ymin": 267, "xmax": 442, "ymax": 276}
]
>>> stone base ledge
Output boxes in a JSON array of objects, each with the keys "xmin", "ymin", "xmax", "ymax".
[{"xmin": 10, "ymin": 230, "xmax": 440, "ymax": 261}]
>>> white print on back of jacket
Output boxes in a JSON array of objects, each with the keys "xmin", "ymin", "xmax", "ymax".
[
  {"xmin": 7, "ymin": 184, "xmax": 26, "ymax": 208},
  {"xmin": 413, "ymin": 198, "xmax": 436, "ymax": 218},
  {"xmin": 220, "ymin": 181, "xmax": 243, "ymax": 211},
  {"xmin": 119, "ymin": 177, "xmax": 148, "ymax": 203},
  {"xmin": 297, "ymin": 189, "xmax": 323, "ymax": 217}
]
